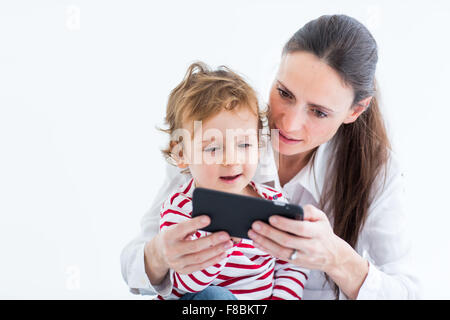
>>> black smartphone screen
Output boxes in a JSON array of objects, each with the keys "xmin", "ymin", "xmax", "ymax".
[{"xmin": 192, "ymin": 187, "xmax": 303, "ymax": 239}]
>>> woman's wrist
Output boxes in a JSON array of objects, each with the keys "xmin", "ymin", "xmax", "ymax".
[
  {"xmin": 144, "ymin": 235, "xmax": 169, "ymax": 286},
  {"xmin": 325, "ymin": 235, "xmax": 369, "ymax": 300}
]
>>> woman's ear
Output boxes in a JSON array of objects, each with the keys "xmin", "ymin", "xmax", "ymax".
[{"xmin": 343, "ymin": 96, "xmax": 372, "ymax": 124}]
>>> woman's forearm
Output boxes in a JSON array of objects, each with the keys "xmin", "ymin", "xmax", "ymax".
[
  {"xmin": 325, "ymin": 236, "xmax": 369, "ymax": 300},
  {"xmin": 144, "ymin": 235, "xmax": 170, "ymax": 285}
]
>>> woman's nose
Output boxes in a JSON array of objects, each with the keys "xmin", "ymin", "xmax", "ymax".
[{"xmin": 281, "ymin": 105, "xmax": 305, "ymax": 132}]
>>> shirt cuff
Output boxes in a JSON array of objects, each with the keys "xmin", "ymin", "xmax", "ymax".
[
  {"xmin": 336, "ymin": 260, "xmax": 376, "ymax": 300},
  {"xmin": 338, "ymin": 288, "xmax": 349, "ymax": 300},
  {"xmin": 355, "ymin": 260, "xmax": 381, "ymax": 300},
  {"xmin": 128, "ymin": 242, "xmax": 174, "ymax": 297},
  {"xmin": 149, "ymin": 269, "xmax": 174, "ymax": 297}
]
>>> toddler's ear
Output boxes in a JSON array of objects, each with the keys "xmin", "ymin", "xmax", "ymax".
[
  {"xmin": 169, "ymin": 140, "xmax": 189, "ymax": 169},
  {"xmin": 177, "ymin": 162, "xmax": 189, "ymax": 169}
]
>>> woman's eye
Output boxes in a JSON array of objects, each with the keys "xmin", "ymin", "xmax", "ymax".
[
  {"xmin": 312, "ymin": 109, "xmax": 328, "ymax": 118},
  {"xmin": 277, "ymin": 88, "xmax": 291, "ymax": 99},
  {"xmin": 238, "ymin": 143, "xmax": 252, "ymax": 148}
]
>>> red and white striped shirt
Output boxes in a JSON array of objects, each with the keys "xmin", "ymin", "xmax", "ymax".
[{"xmin": 157, "ymin": 178, "xmax": 309, "ymax": 300}]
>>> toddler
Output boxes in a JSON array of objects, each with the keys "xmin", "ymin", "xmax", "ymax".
[{"xmin": 157, "ymin": 62, "xmax": 308, "ymax": 300}]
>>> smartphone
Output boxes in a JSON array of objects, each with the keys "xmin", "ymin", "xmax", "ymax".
[{"xmin": 191, "ymin": 187, "xmax": 303, "ymax": 239}]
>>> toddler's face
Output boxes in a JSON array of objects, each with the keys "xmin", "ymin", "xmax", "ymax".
[{"xmin": 182, "ymin": 107, "xmax": 259, "ymax": 195}]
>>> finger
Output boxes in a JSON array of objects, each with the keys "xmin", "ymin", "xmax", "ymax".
[
  {"xmin": 251, "ymin": 221, "xmax": 300, "ymax": 248},
  {"xmin": 303, "ymin": 204, "xmax": 326, "ymax": 222},
  {"xmin": 250, "ymin": 229, "xmax": 312, "ymax": 264},
  {"xmin": 178, "ymin": 240, "xmax": 233, "ymax": 272},
  {"xmin": 268, "ymin": 215, "xmax": 315, "ymax": 238},
  {"xmin": 248, "ymin": 229, "xmax": 293, "ymax": 260},
  {"xmin": 167, "ymin": 215, "xmax": 211, "ymax": 240},
  {"xmin": 178, "ymin": 231, "xmax": 231, "ymax": 256},
  {"xmin": 179, "ymin": 250, "xmax": 228, "ymax": 275},
  {"xmin": 183, "ymin": 233, "xmax": 196, "ymax": 240}
]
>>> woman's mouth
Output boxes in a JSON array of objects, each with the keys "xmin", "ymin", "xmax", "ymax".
[
  {"xmin": 275, "ymin": 127, "xmax": 303, "ymax": 145},
  {"xmin": 219, "ymin": 174, "xmax": 242, "ymax": 184}
]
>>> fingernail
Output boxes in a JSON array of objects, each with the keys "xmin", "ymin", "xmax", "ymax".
[
  {"xmin": 270, "ymin": 216, "xmax": 278, "ymax": 224},
  {"xmin": 253, "ymin": 222, "xmax": 261, "ymax": 231},
  {"xmin": 201, "ymin": 216, "xmax": 210, "ymax": 224},
  {"xmin": 248, "ymin": 230, "xmax": 257, "ymax": 239},
  {"xmin": 224, "ymin": 241, "xmax": 233, "ymax": 249}
]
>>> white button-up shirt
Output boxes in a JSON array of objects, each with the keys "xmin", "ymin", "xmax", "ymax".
[{"xmin": 120, "ymin": 139, "xmax": 421, "ymax": 299}]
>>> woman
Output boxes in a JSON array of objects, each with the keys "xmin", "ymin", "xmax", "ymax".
[{"xmin": 121, "ymin": 14, "xmax": 420, "ymax": 299}]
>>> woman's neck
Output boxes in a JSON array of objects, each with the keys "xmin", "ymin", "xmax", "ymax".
[{"xmin": 276, "ymin": 150, "xmax": 314, "ymax": 187}]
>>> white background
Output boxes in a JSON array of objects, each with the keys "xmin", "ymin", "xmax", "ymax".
[{"xmin": 1, "ymin": 0, "xmax": 449, "ymax": 299}]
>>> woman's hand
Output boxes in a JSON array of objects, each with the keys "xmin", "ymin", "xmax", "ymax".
[
  {"xmin": 248, "ymin": 205, "xmax": 340, "ymax": 272},
  {"xmin": 144, "ymin": 215, "xmax": 232, "ymax": 285},
  {"xmin": 248, "ymin": 204, "xmax": 369, "ymax": 299}
]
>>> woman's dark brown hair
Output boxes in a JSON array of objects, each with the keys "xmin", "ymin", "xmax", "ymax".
[{"xmin": 283, "ymin": 14, "xmax": 390, "ymax": 298}]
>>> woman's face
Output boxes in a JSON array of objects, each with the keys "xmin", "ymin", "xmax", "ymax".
[{"xmin": 268, "ymin": 51, "xmax": 366, "ymax": 156}]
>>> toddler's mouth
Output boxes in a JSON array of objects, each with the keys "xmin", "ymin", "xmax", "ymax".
[{"xmin": 219, "ymin": 174, "xmax": 242, "ymax": 183}]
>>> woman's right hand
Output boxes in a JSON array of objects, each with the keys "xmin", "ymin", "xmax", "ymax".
[{"xmin": 144, "ymin": 215, "xmax": 232, "ymax": 285}]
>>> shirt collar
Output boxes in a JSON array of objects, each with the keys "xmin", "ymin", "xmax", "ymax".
[{"xmin": 182, "ymin": 178, "xmax": 195, "ymax": 199}]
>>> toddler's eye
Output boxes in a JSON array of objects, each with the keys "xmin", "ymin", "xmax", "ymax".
[{"xmin": 204, "ymin": 146, "xmax": 220, "ymax": 153}]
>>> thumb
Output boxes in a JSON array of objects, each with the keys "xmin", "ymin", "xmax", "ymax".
[
  {"xmin": 303, "ymin": 204, "xmax": 325, "ymax": 222},
  {"xmin": 169, "ymin": 215, "xmax": 211, "ymax": 240}
]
